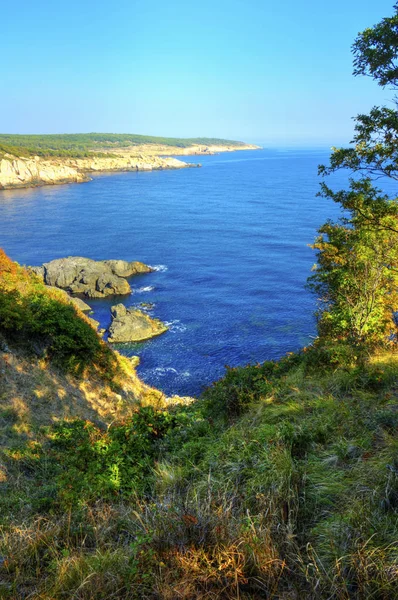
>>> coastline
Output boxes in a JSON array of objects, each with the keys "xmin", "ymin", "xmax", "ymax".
[{"xmin": 0, "ymin": 143, "xmax": 259, "ymax": 191}]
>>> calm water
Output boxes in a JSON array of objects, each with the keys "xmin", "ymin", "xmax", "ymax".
[{"xmin": 0, "ymin": 148, "xmax": 348, "ymax": 395}]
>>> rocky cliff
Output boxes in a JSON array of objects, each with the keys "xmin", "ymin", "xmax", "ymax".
[
  {"xmin": 0, "ymin": 155, "xmax": 88, "ymax": 189},
  {"xmin": 157, "ymin": 143, "xmax": 261, "ymax": 156},
  {"xmin": 0, "ymin": 153, "xmax": 197, "ymax": 190},
  {"xmin": 0, "ymin": 141, "xmax": 260, "ymax": 190},
  {"xmin": 65, "ymin": 154, "xmax": 197, "ymax": 173}
]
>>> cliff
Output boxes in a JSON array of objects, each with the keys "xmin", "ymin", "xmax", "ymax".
[
  {"xmin": 0, "ymin": 154, "xmax": 88, "ymax": 189},
  {"xmin": 0, "ymin": 141, "xmax": 259, "ymax": 190},
  {"xmin": 0, "ymin": 153, "xmax": 197, "ymax": 190},
  {"xmin": 114, "ymin": 142, "xmax": 261, "ymax": 156}
]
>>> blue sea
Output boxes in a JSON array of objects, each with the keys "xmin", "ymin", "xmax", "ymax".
[{"xmin": 0, "ymin": 148, "xmax": 351, "ymax": 396}]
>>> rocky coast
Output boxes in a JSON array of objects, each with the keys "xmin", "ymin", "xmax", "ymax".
[
  {"xmin": 30, "ymin": 256, "xmax": 153, "ymax": 298},
  {"xmin": 0, "ymin": 153, "xmax": 197, "ymax": 190},
  {"xmin": 30, "ymin": 256, "xmax": 168, "ymax": 342},
  {"xmin": 0, "ymin": 142, "xmax": 258, "ymax": 190},
  {"xmin": 108, "ymin": 304, "xmax": 168, "ymax": 343}
]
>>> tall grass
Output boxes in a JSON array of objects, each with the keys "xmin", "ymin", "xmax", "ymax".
[{"xmin": 1, "ymin": 346, "xmax": 397, "ymax": 598}]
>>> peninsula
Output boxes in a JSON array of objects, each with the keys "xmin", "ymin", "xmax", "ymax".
[{"xmin": 0, "ymin": 133, "xmax": 259, "ymax": 190}]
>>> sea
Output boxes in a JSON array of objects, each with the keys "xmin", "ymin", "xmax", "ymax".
[{"xmin": 0, "ymin": 147, "xmax": 356, "ymax": 396}]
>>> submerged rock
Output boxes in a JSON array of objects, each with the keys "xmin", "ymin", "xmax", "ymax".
[
  {"xmin": 108, "ymin": 304, "xmax": 168, "ymax": 343},
  {"xmin": 31, "ymin": 257, "xmax": 153, "ymax": 299}
]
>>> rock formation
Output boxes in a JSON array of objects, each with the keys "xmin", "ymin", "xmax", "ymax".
[
  {"xmin": 65, "ymin": 155, "xmax": 196, "ymax": 173},
  {"xmin": 108, "ymin": 304, "xmax": 168, "ymax": 343},
  {"xmin": 0, "ymin": 153, "xmax": 197, "ymax": 190},
  {"xmin": 0, "ymin": 143, "xmax": 260, "ymax": 190},
  {"xmin": 0, "ymin": 155, "xmax": 88, "ymax": 189},
  {"xmin": 31, "ymin": 257, "xmax": 153, "ymax": 298}
]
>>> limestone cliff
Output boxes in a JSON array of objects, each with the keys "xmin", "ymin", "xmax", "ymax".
[
  {"xmin": 0, "ymin": 142, "xmax": 259, "ymax": 190},
  {"xmin": 65, "ymin": 154, "xmax": 197, "ymax": 173},
  {"xmin": 141, "ymin": 143, "xmax": 261, "ymax": 156},
  {"xmin": 0, "ymin": 155, "xmax": 88, "ymax": 189},
  {"xmin": 0, "ymin": 153, "xmax": 196, "ymax": 190}
]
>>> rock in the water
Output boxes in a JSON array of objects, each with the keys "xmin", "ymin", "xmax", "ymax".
[
  {"xmin": 108, "ymin": 304, "xmax": 168, "ymax": 343},
  {"xmin": 139, "ymin": 302, "xmax": 155, "ymax": 310},
  {"xmin": 101, "ymin": 260, "xmax": 153, "ymax": 277},
  {"xmin": 30, "ymin": 256, "xmax": 152, "ymax": 298}
]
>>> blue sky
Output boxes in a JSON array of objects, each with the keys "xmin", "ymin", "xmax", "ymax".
[{"xmin": 1, "ymin": 0, "xmax": 396, "ymax": 145}]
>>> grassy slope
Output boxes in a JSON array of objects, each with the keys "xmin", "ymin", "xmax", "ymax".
[
  {"xmin": 0, "ymin": 133, "xmax": 248, "ymax": 159},
  {"xmin": 0, "ymin": 249, "xmax": 165, "ymax": 443},
  {"xmin": 0, "ymin": 263, "xmax": 397, "ymax": 600}
]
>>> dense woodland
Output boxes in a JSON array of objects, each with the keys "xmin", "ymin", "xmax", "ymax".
[
  {"xmin": 1, "ymin": 5, "xmax": 398, "ymax": 599},
  {"xmin": 0, "ymin": 133, "xmax": 245, "ymax": 159}
]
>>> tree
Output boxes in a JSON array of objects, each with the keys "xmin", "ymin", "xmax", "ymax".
[{"xmin": 309, "ymin": 4, "xmax": 398, "ymax": 348}]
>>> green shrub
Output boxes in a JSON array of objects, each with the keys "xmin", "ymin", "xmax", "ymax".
[
  {"xmin": 14, "ymin": 407, "xmax": 190, "ymax": 507},
  {"xmin": 0, "ymin": 286, "xmax": 116, "ymax": 376},
  {"xmin": 201, "ymin": 362, "xmax": 277, "ymax": 418}
]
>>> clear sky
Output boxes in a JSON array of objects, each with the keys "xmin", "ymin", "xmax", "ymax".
[{"xmin": 1, "ymin": 0, "xmax": 396, "ymax": 145}]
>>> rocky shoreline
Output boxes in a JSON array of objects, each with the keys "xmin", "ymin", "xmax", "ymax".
[
  {"xmin": 0, "ymin": 143, "xmax": 258, "ymax": 190},
  {"xmin": 0, "ymin": 153, "xmax": 198, "ymax": 190},
  {"xmin": 30, "ymin": 256, "xmax": 169, "ymax": 343}
]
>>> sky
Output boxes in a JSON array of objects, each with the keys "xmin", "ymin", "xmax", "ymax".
[{"xmin": 1, "ymin": 0, "xmax": 397, "ymax": 145}]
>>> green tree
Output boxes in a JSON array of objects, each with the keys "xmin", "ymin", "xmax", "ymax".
[{"xmin": 309, "ymin": 4, "xmax": 398, "ymax": 348}]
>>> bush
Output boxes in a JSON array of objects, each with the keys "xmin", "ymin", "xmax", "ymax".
[
  {"xmin": 19, "ymin": 407, "xmax": 189, "ymax": 507},
  {"xmin": 202, "ymin": 361, "xmax": 278, "ymax": 418},
  {"xmin": 0, "ymin": 250, "xmax": 117, "ymax": 377}
]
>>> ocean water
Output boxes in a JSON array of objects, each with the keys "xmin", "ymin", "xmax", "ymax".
[{"xmin": 0, "ymin": 148, "xmax": 350, "ymax": 396}]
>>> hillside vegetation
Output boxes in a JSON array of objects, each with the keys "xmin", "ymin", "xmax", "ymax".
[
  {"xmin": 1, "ymin": 253, "xmax": 398, "ymax": 598},
  {"xmin": 1, "ymin": 331, "xmax": 397, "ymax": 598},
  {"xmin": 0, "ymin": 133, "xmax": 247, "ymax": 159}
]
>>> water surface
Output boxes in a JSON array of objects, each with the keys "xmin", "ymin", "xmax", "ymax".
[{"xmin": 0, "ymin": 148, "xmax": 352, "ymax": 395}]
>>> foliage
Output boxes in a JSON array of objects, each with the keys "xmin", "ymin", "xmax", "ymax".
[
  {"xmin": 311, "ymin": 5, "xmax": 398, "ymax": 348},
  {"xmin": 0, "ymin": 132, "xmax": 246, "ymax": 159},
  {"xmin": 26, "ymin": 407, "xmax": 189, "ymax": 507},
  {"xmin": 352, "ymin": 2, "xmax": 398, "ymax": 87},
  {"xmin": 1, "ymin": 349, "xmax": 398, "ymax": 598},
  {"xmin": 0, "ymin": 249, "xmax": 117, "ymax": 377},
  {"xmin": 202, "ymin": 355, "xmax": 300, "ymax": 419},
  {"xmin": 308, "ymin": 207, "xmax": 398, "ymax": 346}
]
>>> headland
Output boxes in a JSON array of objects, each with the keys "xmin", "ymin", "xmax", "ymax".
[{"xmin": 0, "ymin": 133, "xmax": 259, "ymax": 190}]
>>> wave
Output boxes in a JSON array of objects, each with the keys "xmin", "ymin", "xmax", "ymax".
[
  {"xmin": 135, "ymin": 286, "xmax": 155, "ymax": 293},
  {"xmin": 150, "ymin": 367, "xmax": 191, "ymax": 379},
  {"xmin": 150, "ymin": 264, "xmax": 168, "ymax": 272},
  {"xmin": 165, "ymin": 320, "xmax": 187, "ymax": 333},
  {"xmin": 152, "ymin": 367, "xmax": 178, "ymax": 376}
]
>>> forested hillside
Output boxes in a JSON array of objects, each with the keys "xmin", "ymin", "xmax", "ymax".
[{"xmin": 0, "ymin": 133, "xmax": 247, "ymax": 158}]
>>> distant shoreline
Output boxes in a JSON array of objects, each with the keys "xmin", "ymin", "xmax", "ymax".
[{"xmin": 0, "ymin": 141, "xmax": 259, "ymax": 191}]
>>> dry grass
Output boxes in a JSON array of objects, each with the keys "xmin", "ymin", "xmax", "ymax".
[
  {"xmin": 1, "ymin": 341, "xmax": 398, "ymax": 598},
  {"xmin": 0, "ymin": 349, "xmax": 167, "ymax": 450}
]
